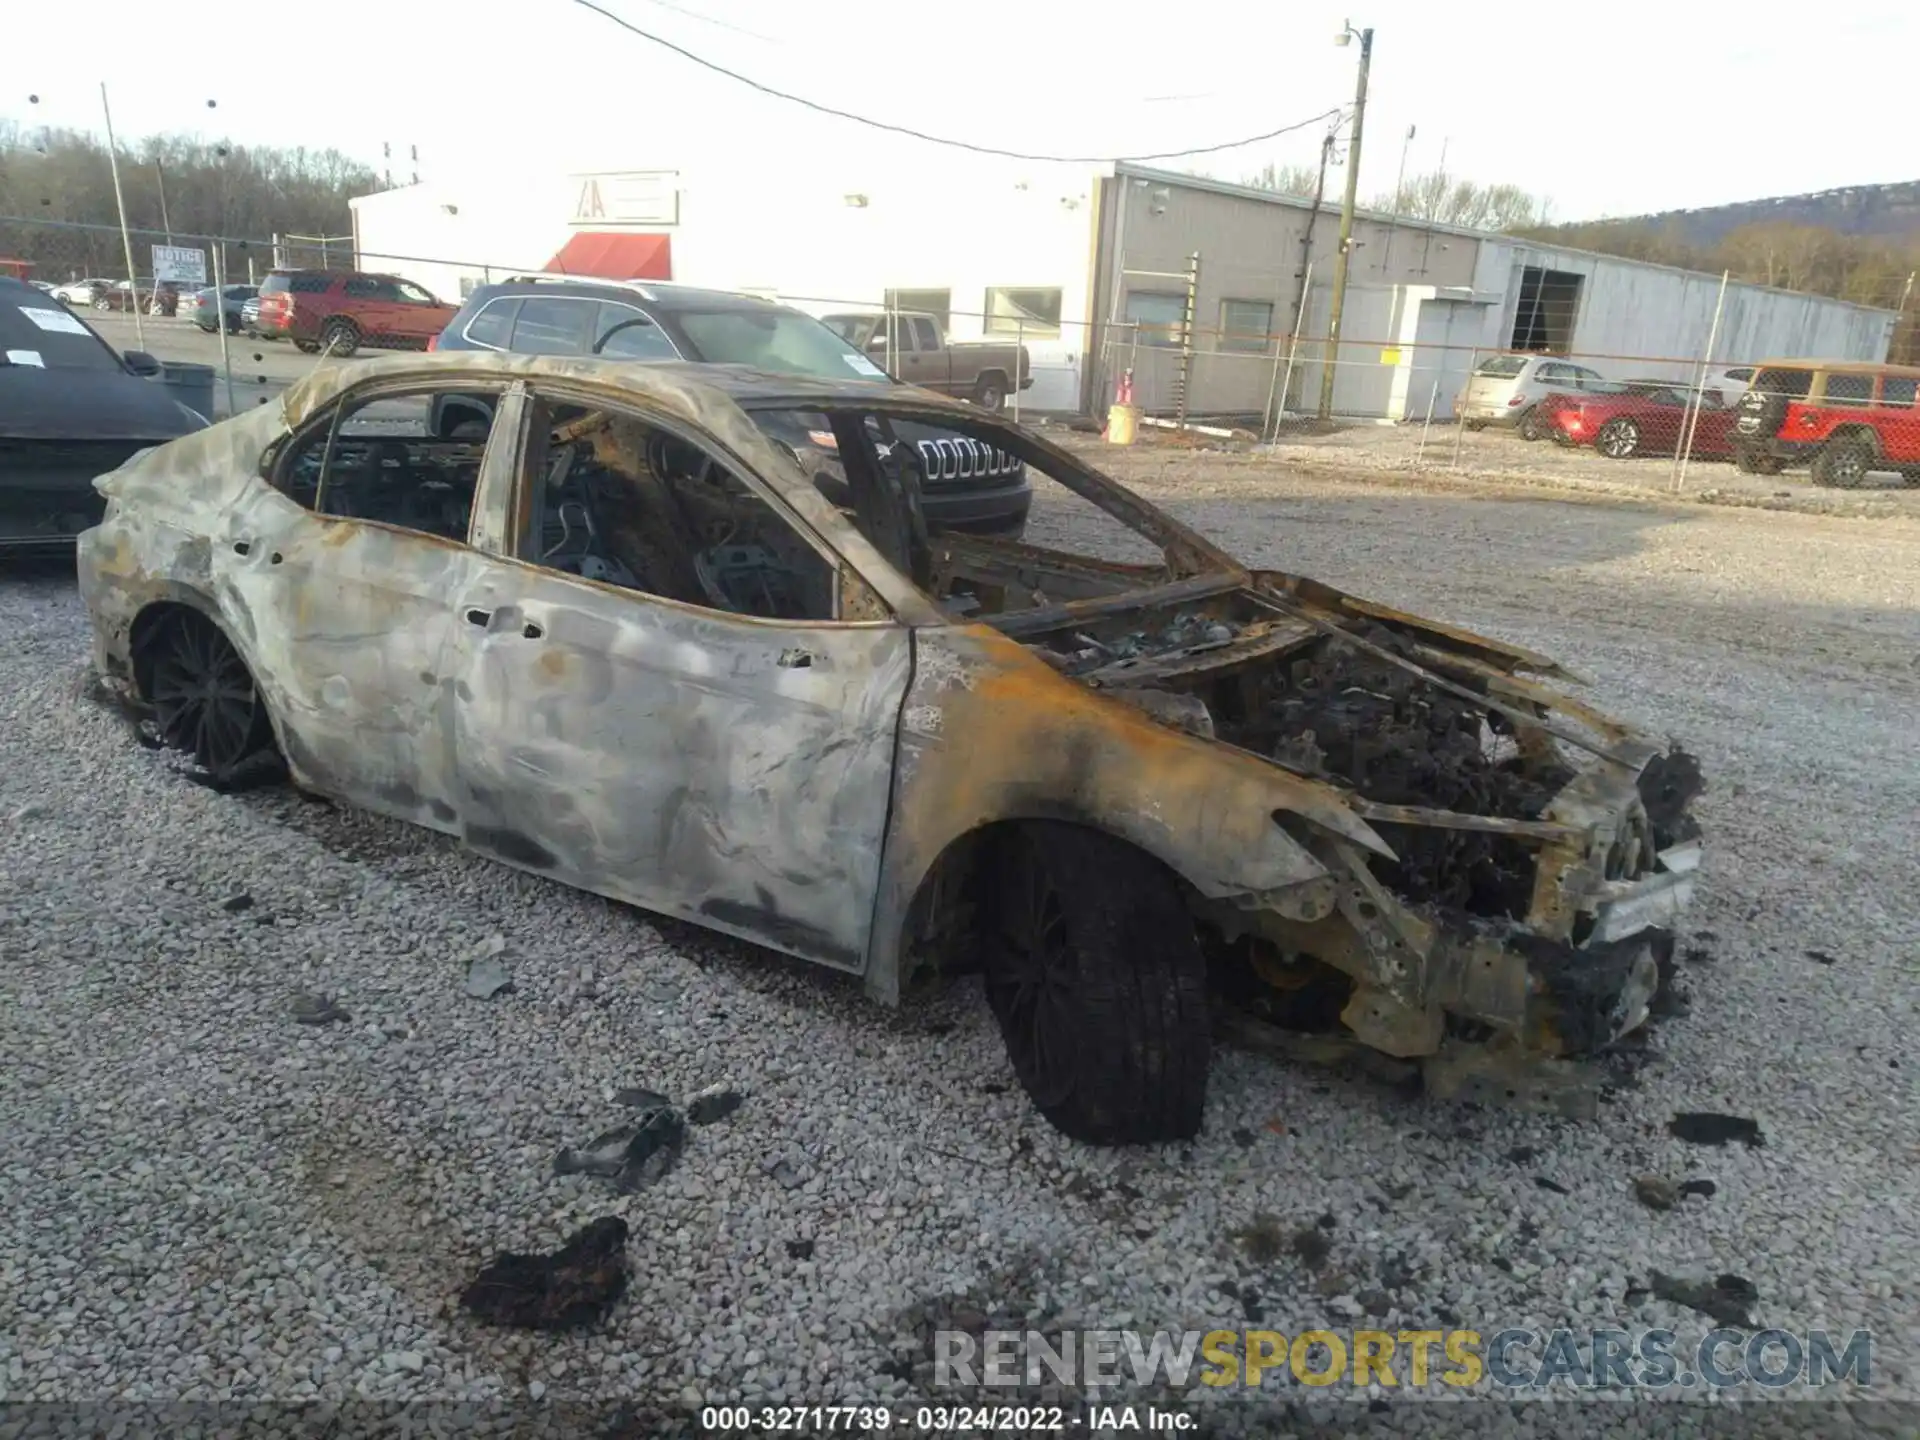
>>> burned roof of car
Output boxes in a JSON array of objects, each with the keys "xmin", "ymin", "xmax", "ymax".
[{"xmin": 281, "ymin": 351, "xmax": 992, "ymax": 429}]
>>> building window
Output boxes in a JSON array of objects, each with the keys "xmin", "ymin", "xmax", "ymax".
[
  {"xmin": 1219, "ymin": 298, "xmax": 1274, "ymax": 354},
  {"xmin": 1124, "ymin": 290, "xmax": 1186, "ymax": 348},
  {"xmin": 884, "ymin": 288, "xmax": 950, "ymax": 328},
  {"xmin": 985, "ymin": 286, "xmax": 1062, "ymax": 338}
]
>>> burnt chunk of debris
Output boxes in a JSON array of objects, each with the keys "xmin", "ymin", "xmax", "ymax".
[
  {"xmin": 785, "ymin": 1239, "xmax": 814, "ymax": 1261},
  {"xmin": 1535, "ymin": 1177, "xmax": 1570, "ymax": 1195},
  {"xmin": 614, "ymin": 1087, "xmax": 671, "ymax": 1110},
  {"xmin": 1650, "ymin": 1271, "xmax": 1757, "ymax": 1328},
  {"xmin": 1678, "ymin": 1178, "xmax": 1717, "ymax": 1200},
  {"xmin": 463, "ymin": 936, "xmax": 515, "ymax": 999},
  {"xmin": 1292, "ymin": 1226, "xmax": 1333, "ymax": 1267},
  {"xmin": 555, "ymin": 1107, "xmax": 685, "ymax": 1193},
  {"xmin": 1806, "ymin": 949, "xmax": 1837, "ymax": 966},
  {"xmin": 1230, "ymin": 1127, "xmax": 1256, "ymax": 1149},
  {"xmin": 1234, "ymin": 1213, "xmax": 1288, "ymax": 1265},
  {"xmin": 221, "ymin": 893, "xmax": 254, "ymax": 914},
  {"xmin": 1505, "ymin": 1145, "xmax": 1537, "ymax": 1165},
  {"xmin": 686, "ymin": 1088, "xmax": 744, "ymax": 1126},
  {"xmin": 289, "ymin": 993, "xmax": 349, "ymax": 1026},
  {"xmin": 1633, "ymin": 1175, "xmax": 1680, "ymax": 1211},
  {"xmin": 1669, "ymin": 1112, "xmax": 1765, "ymax": 1148},
  {"xmin": 460, "ymin": 1216, "xmax": 630, "ymax": 1331}
]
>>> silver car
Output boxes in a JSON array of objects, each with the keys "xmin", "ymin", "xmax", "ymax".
[{"xmin": 1461, "ymin": 355, "xmax": 1611, "ymax": 439}]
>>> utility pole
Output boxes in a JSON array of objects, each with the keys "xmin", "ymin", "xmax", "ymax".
[
  {"xmin": 1318, "ymin": 23, "xmax": 1372, "ymax": 421},
  {"xmin": 154, "ymin": 160, "xmax": 174, "ymax": 245},
  {"xmin": 99, "ymin": 83, "xmax": 145, "ymax": 351}
]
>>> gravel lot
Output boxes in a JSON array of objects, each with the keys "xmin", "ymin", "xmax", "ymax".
[{"xmin": 2, "ymin": 457, "xmax": 1916, "ymax": 1434}]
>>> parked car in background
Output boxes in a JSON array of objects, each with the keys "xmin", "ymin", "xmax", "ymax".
[
  {"xmin": 52, "ymin": 278, "xmax": 117, "ymax": 306},
  {"xmin": 433, "ymin": 276, "xmax": 1031, "ymax": 535},
  {"xmin": 1706, "ymin": 365, "xmax": 1755, "ymax": 402},
  {"xmin": 94, "ymin": 279, "xmax": 179, "ymax": 316},
  {"xmin": 820, "ymin": 310, "xmax": 1032, "ymax": 411},
  {"xmin": 0, "ymin": 276, "xmax": 207, "ymax": 549},
  {"xmin": 179, "ymin": 284, "xmax": 258, "ymax": 333},
  {"xmin": 1546, "ymin": 380, "xmax": 1736, "ymax": 460},
  {"xmin": 1729, "ymin": 360, "xmax": 1920, "ymax": 486},
  {"xmin": 1459, "ymin": 354, "xmax": 1611, "ymax": 439},
  {"xmin": 240, "ymin": 293, "xmax": 264, "ymax": 337},
  {"xmin": 252, "ymin": 269, "xmax": 455, "ymax": 356}
]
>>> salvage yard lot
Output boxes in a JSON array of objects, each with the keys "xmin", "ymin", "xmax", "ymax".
[{"xmin": 2, "ymin": 456, "xmax": 1916, "ymax": 1427}]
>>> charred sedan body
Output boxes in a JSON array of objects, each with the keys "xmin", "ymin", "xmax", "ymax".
[
  {"xmin": 77, "ymin": 351, "xmax": 1703, "ymax": 1142},
  {"xmin": 1, "ymin": 277, "xmax": 207, "ymax": 551}
]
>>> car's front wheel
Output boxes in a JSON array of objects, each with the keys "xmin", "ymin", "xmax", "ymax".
[
  {"xmin": 135, "ymin": 608, "xmax": 284, "ymax": 788},
  {"xmin": 981, "ymin": 823, "xmax": 1209, "ymax": 1145},
  {"xmin": 1596, "ymin": 418, "xmax": 1640, "ymax": 459}
]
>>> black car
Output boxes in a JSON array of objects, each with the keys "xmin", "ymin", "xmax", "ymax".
[
  {"xmin": 0, "ymin": 277, "xmax": 209, "ymax": 550},
  {"xmin": 431, "ymin": 277, "xmax": 1031, "ymax": 537}
]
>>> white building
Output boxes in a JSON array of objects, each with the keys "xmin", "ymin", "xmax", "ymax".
[{"xmin": 350, "ymin": 159, "xmax": 1898, "ymax": 422}]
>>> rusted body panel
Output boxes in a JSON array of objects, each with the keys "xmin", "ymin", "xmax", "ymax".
[{"xmin": 77, "ymin": 350, "xmax": 1704, "ymax": 1120}]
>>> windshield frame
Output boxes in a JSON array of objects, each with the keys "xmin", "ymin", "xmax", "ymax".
[{"xmin": 734, "ymin": 394, "xmax": 1245, "ymax": 629}]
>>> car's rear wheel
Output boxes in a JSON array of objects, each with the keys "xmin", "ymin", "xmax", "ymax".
[
  {"xmin": 1517, "ymin": 406, "xmax": 1545, "ymax": 441},
  {"xmin": 1596, "ymin": 418, "xmax": 1641, "ymax": 459},
  {"xmin": 981, "ymin": 823, "xmax": 1209, "ymax": 1145},
  {"xmin": 1811, "ymin": 437, "xmax": 1873, "ymax": 488},
  {"xmin": 321, "ymin": 318, "xmax": 361, "ymax": 357},
  {"xmin": 974, "ymin": 376, "xmax": 1007, "ymax": 412},
  {"xmin": 136, "ymin": 609, "xmax": 283, "ymax": 786}
]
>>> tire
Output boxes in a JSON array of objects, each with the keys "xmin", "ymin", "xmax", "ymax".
[
  {"xmin": 320, "ymin": 318, "xmax": 361, "ymax": 357},
  {"xmin": 1810, "ymin": 437, "xmax": 1873, "ymax": 489},
  {"xmin": 973, "ymin": 376, "xmax": 1007, "ymax": 412},
  {"xmin": 1517, "ymin": 406, "xmax": 1545, "ymax": 441},
  {"xmin": 1596, "ymin": 417, "xmax": 1640, "ymax": 459},
  {"xmin": 981, "ymin": 822, "xmax": 1210, "ymax": 1145},
  {"xmin": 93, "ymin": 298, "xmax": 111, "ymax": 310},
  {"xmin": 1733, "ymin": 448, "xmax": 1782, "ymax": 476},
  {"xmin": 294, "ymin": 339, "xmax": 321, "ymax": 354},
  {"xmin": 135, "ymin": 609, "xmax": 283, "ymax": 787}
]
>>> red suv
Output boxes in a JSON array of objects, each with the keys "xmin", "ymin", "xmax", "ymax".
[
  {"xmin": 254, "ymin": 269, "xmax": 456, "ymax": 357},
  {"xmin": 1730, "ymin": 360, "xmax": 1920, "ymax": 487}
]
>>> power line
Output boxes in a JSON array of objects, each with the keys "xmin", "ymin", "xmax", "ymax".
[{"xmin": 569, "ymin": 0, "xmax": 1344, "ymax": 164}]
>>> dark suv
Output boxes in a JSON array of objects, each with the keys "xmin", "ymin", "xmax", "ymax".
[{"xmin": 431, "ymin": 276, "xmax": 1031, "ymax": 536}]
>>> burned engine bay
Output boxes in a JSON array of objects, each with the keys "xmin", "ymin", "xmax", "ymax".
[{"xmin": 926, "ymin": 526, "xmax": 1706, "ymax": 1115}]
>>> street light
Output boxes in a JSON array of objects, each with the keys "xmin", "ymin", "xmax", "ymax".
[{"xmin": 1318, "ymin": 19, "xmax": 1372, "ymax": 421}]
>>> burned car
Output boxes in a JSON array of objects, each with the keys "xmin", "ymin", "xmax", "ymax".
[{"xmin": 76, "ymin": 352, "xmax": 1703, "ymax": 1143}]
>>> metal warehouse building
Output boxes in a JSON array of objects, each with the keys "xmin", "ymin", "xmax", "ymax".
[{"xmin": 350, "ymin": 159, "xmax": 1897, "ymax": 423}]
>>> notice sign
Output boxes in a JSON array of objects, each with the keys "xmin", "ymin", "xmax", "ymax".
[{"xmin": 151, "ymin": 244, "xmax": 208, "ymax": 286}]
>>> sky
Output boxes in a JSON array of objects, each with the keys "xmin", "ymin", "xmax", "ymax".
[{"xmin": 4, "ymin": 0, "xmax": 1915, "ymax": 222}]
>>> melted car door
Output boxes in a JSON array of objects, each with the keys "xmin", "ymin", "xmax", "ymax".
[
  {"xmin": 442, "ymin": 399, "xmax": 911, "ymax": 971},
  {"xmin": 216, "ymin": 385, "xmax": 522, "ymax": 827}
]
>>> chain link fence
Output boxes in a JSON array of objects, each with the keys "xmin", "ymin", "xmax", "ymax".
[{"xmin": 8, "ymin": 212, "xmax": 1919, "ymax": 493}]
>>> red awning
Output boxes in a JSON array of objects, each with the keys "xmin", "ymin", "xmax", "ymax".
[{"xmin": 544, "ymin": 232, "xmax": 672, "ymax": 281}]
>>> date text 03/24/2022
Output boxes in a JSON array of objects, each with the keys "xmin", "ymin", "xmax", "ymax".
[{"xmin": 698, "ymin": 1404, "xmax": 1193, "ymax": 1431}]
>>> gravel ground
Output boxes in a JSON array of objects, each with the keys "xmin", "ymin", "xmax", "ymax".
[{"xmin": 2, "ymin": 461, "xmax": 1917, "ymax": 1436}]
